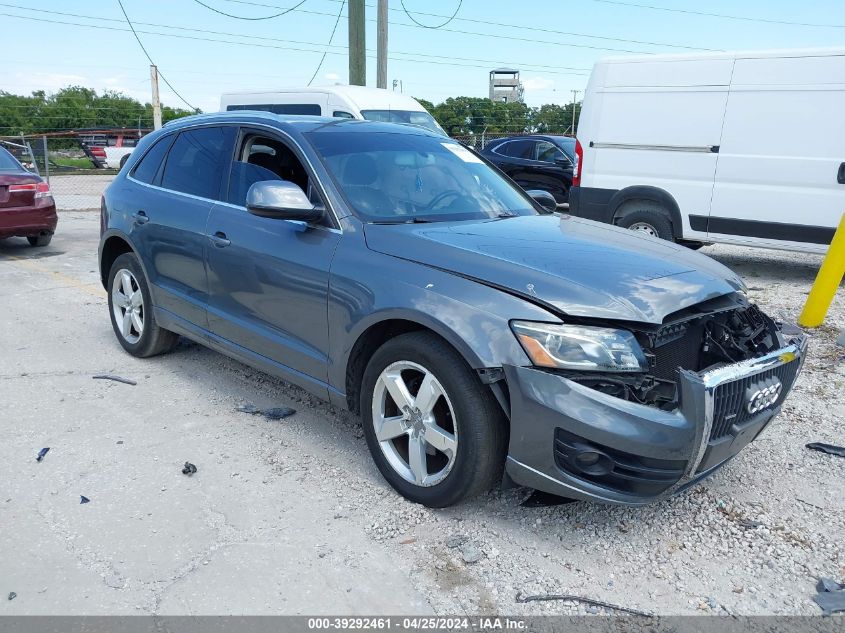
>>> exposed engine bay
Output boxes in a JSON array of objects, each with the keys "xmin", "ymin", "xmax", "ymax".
[{"xmin": 563, "ymin": 298, "xmax": 784, "ymax": 411}]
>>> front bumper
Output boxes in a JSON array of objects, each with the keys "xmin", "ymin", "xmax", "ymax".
[{"xmin": 503, "ymin": 334, "xmax": 808, "ymax": 505}]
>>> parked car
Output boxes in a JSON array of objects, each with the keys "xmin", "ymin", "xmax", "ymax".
[
  {"xmin": 99, "ymin": 112, "xmax": 806, "ymax": 507},
  {"xmin": 0, "ymin": 145, "xmax": 57, "ymax": 246},
  {"xmin": 480, "ymin": 135, "xmax": 575, "ymax": 204},
  {"xmin": 220, "ymin": 85, "xmax": 447, "ymax": 136},
  {"xmin": 571, "ymin": 46, "xmax": 845, "ymax": 252},
  {"xmin": 79, "ymin": 132, "xmax": 142, "ymax": 169}
]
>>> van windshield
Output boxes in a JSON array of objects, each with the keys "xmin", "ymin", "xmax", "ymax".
[
  {"xmin": 307, "ymin": 131, "xmax": 537, "ymax": 223},
  {"xmin": 360, "ymin": 110, "xmax": 446, "ymax": 136}
]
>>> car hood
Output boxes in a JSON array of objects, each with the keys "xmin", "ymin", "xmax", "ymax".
[{"xmin": 363, "ymin": 215, "xmax": 745, "ymax": 324}]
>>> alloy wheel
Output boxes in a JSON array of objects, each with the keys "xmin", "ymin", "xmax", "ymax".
[
  {"xmin": 371, "ymin": 361, "xmax": 458, "ymax": 487},
  {"xmin": 111, "ymin": 269, "xmax": 144, "ymax": 344}
]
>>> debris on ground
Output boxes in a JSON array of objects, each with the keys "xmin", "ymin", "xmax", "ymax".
[
  {"xmin": 813, "ymin": 577, "xmax": 845, "ymax": 614},
  {"xmin": 521, "ymin": 490, "xmax": 578, "ymax": 507},
  {"xmin": 460, "ymin": 543, "xmax": 483, "ymax": 564},
  {"xmin": 35, "ymin": 447, "xmax": 50, "ymax": 462},
  {"xmin": 516, "ymin": 592, "xmax": 651, "ymax": 617},
  {"xmin": 836, "ymin": 330, "xmax": 845, "ymax": 347},
  {"xmin": 8, "ymin": 592, "xmax": 16, "ymax": 601},
  {"xmin": 79, "ymin": 495, "xmax": 90, "ymax": 504},
  {"xmin": 806, "ymin": 442, "xmax": 845, "ymax": 458},
  {"xmin": 739, "ymin": 519, "xmax": 763, "ymax": 529},
  {"xmin": 92, "ymin": 374, "xmax": 137, "ymax": 386},
  {"xmin": 235, "ymin": 403, "xmax": 296, "ymax": 420},
  {"xmin": 445, "ymin": 534, "xmax": 467, "ymax": 549},
  {"xmin": 181, "ymin": 462, "xmax": 197, "ymax": 476}
]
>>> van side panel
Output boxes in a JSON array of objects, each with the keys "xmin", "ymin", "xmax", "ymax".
[
  {"xmin": 579, "ymin": 59, "xmax": 732, "ymax": 239},
  {"xmin": 708, "ymin": 54, "xmax": 845, "ymax": 250}
]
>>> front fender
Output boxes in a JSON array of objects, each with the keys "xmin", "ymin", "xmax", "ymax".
[{"xmin": 327, "ymin": 243, "xmax": 560, "ymax": 398}]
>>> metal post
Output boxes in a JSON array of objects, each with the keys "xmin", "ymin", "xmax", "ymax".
[
  {"xmin": 348, "ymin": 0, "xmax": 366, "ymax": 86},
  {"xmin": 150, "ymin": 65, "xmax": 163, "ymax": 130},
  {"xmin": 377, "ymin": 0, "xmax": 388, "ymax": 89},
  {"xmin": 42, "ymin": 135, "xmax": 49, "ymax": 185},
  {"xmin": 571, "ymin": 90, "xmax": 580, "ymax": 136},
  {"xmin": 799, "ymin": 212, "xmax": 845, "ymax": 327}
]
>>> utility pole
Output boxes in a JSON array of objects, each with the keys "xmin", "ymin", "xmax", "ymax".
[
  {"xmin": 348, "ymin": 0, "xmax": 366, "ymax": 86},
  {"xmin": 150, "ymin": 65, "xmax": 162, "ymax": 130},
  {"xmin": 377, "ymin": 0, "xmax": 388, "ymax": 89},
  {"xmin": 570, "ymin": 89, "xmax": 581, "ymax": 136}
]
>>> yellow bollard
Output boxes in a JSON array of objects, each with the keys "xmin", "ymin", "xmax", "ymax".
[{"xmin": 798, "ymin": 213, "xmax": 845, "ymax": 327}]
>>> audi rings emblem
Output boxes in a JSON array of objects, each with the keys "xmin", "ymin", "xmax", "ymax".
[{"xmin": 745, "ymin": 378, "xmax": 783, "ymax": 415}]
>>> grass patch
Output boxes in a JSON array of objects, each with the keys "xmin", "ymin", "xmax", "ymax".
[{"xmin": 51, "ymin": 157, "xmax": 96, "ymax": 169}]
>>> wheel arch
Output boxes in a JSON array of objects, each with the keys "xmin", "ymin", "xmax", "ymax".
[
  {"xmin": 99, "ymin": 231, "xmax": 145, "ymax": 289},
  {"xmin": 607, "ymin": 186, "xmax": 684, "ymax": 239},
  {"xmin": 342, "ymin": 312, "xmax": 489, "ymax": 415}
]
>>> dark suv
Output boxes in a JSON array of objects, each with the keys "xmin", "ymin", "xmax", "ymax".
[
  {"xmin": 480, "ymin": 135, "xmax": 575, "ymax": 204},
  {"xmin": 98, "ymin": 113, "xmax": 806, "ymax": 508}
]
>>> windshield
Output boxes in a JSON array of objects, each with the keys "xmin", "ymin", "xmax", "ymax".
[
  {"xmin": 360, "ymin": 109, "xmax": 446, "ymax": 136},
  {"xmin": 308, "ymin": 131, "xmax": 538, "ymax": 223}
]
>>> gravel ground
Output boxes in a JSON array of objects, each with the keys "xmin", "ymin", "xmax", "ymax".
[{"xmin": 1, "ymin": 213, "xmax": 842, "ymax": 617}]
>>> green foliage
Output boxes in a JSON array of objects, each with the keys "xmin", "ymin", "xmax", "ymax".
[
  {"xmin": 0, "ymin": 86, "xmax": 197, "ymax": 136},
  {"xmin": 416, "ymin": 96, "xmax": 580, "ymax": 136}
]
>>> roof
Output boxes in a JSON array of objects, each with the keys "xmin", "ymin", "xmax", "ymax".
[
  {"xmin": 597, "ymin": 45, "xmax": 845, "ymax": 66},
  {"xmin": 219, "ymin": 85, "xmax": 425, "ymax": 111}
]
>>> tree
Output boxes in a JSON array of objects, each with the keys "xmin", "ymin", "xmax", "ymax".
[{"xmin": 0, "ymin": 86, "xmax": 196, "ymax": 136}]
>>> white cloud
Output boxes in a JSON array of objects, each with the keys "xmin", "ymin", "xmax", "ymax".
[{"xmin": 522, "ymin": 76, "xmax": 555, "ymax": 91}]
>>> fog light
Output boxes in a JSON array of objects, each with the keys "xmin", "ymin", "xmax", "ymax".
[{"xmin": 573, "ymin": 449, "xmax": 613, "ymax": 476}]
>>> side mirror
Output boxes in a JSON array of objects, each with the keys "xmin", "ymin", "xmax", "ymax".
[
  {"xmin": 526, "ymin": 189, "xmax": 557, "ymax": 213},
  {"xmin": 246, "ymin": 180, "xmax": 324, "ymax": 223}
]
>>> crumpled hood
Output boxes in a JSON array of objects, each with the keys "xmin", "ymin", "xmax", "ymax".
[{"xmin": 363, "ymin": 215, "xmax": 745, "ymax": 324}]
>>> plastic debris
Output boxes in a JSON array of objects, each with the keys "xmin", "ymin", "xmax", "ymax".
[
  {"xmin": 181, "ymin": 462, "xmax": 197, "ymax": 476},
  {"xmin": 8, "ymin": 592, "xmax": 16, "ymax": 601},
  {"xmin": 80, "ymin": 495, "xmax": 90, "ymax": 504},
  {"xmin": 814, "ymin": 577, "xmax": 845, "ymax": 614},
  {"xmin": 36, "ymin": 447, "xmax": 50, "ymax": 462},
  {"xmin": 521, "ymin": 490, "xmax": 578, "ymax": 507},
  {"xmin": 93, "ymin": 374, "xmax": 137, "ymax": 386},
  {"xmin": 516, "ymin": 592, "xmax": 651, "ymax": 617},
  {"xmin": 739, "ymin": 518, "xmax": 763, "ymax": 529},
  {"xmin": 806, "ymin": 442, "xmax": 845, "ymax": 458},
  {"xmin": 235, "ymin": 403, "xmax": 295, "ymax": 420}
]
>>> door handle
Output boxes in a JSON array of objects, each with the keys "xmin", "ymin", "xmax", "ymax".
[
  {"xmin": 132, "ymin": 210, "xmax": 149, "ymax": 225},
  {"xmin": 208, "ymin": 231, "xmax": 231, "ymax": 248},
  {"xmin": 838, "ymin": 162, "xmax": 845, "ymax": 184}
]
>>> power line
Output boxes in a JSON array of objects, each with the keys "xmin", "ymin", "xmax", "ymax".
[
  {"xmin": 0, "ymin": 9, "xmax": 590, "ymax": 76},
  {"xmin": 588, "ymin": 0, "xmax": 845, "ymax": 29},
  {"xmin": 115, "ymin": 0, "xmax": 198, "ymax": 111},
  {"xmin": 191, "ymin": 0, "xmax": 308, "ymax": 21},
  {"xmin": 307, "ymin": 0, "xmax": 345, "ymax": 86},
  {"xmin": 399, "ymin": 0, "xmax": 461, "ymax": 29},
  {"xmin": 223, "ymin": 0, "xmax": 715, "ymax": 51}
]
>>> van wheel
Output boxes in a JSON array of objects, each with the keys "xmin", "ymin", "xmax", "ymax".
[
  {"xmin": 360, "ymin": 332, "xmax": 507, "ymax": 508},
  {"xmin": 615, "ymin": 200, "xmax": 674, "ymax": 241}
]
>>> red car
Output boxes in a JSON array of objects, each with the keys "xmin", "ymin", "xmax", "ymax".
[{"xmin": 0, "ymin": 146, "xmax": 57, "ymax": 247}]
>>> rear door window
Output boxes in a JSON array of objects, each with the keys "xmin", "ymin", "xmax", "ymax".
[
  {"xmin": 226, "ymin": 103, "xmax": 321, "ymax": 115},
  {"xmin": 161, "ymin": 127, "xmax": 236, "ymax": 200},
  {"xmin": 131, "ymin": 135, "xmax": 175, "ymax": 185},
  {"xmin": 536, "ymin": 141, "xmax": 566, "ymax": 163},
  {"xmin": 496, "ymin": 139, "xmax": 534, "ymax": 159}
]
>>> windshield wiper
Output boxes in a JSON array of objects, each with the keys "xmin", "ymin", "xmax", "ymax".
[
  {"xmin": 496, "ymin": 212, "xmax": 518, "ymax": 218},
  {"xmin": 369, "ymin": 217, "xmax": 435, "ymax": 225}
]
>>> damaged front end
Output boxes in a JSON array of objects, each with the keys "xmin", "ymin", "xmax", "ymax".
[{"xmin": 504, "ymin": 294, "xmax": 808, "ymax": 505}]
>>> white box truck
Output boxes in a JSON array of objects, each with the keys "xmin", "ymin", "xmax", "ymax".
[
  {"xmin": 570, "ymin": 47, "xmax": 845, "ymax": 253},
  {"xmin": 219, "ymin": 85, "xmax": 446, "ymax": 136}
]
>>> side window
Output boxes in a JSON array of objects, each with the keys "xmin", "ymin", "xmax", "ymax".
[
  {"xmin": 227, "ymin": 133, "xmax": 325, "ymax": 213},
  {"xmin": 225, "ymin": 103, "xmax": 321, "ymax": 116},
  {"xmin": 333, "ymin": 111, "xmax": 355, "ymax": 119},
  {"xmin": 497, "ymin": 139, "xmax": 533, "ymax": 159},
  {"xmin": 536, "ymin": 141, "xmax": 565, "ymax": 163},
  {"xmin": 161, "ymin": 127, "xmax": 236, "ymax": 200},
  {"xmin": 131, "ymin": 134, "xmax": 175, "ymax": 185}
]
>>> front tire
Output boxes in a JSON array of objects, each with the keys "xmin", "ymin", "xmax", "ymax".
[
  {"xmin": 107, "ymin": 253, "xmax": 178, "ymax": 357},
  {"xmin": 360, "ymin": 332, "xmax": 508, "ymax": 507}
]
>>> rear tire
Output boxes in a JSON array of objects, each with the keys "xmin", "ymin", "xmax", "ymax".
[
  {"xmin": 119, "ymin": 154, "xmax": 130, "ymax": 169},
  {"xmin": 360, "ymin": 332, "xmax": 508, "ymax": 507},
  {"xmin": 27, "ymin": 234, "xmax": 52, "ymax": 247},
  {"xmin": 615, "ymin": 200, "xmax": 675, "ymax": 242},
  {"xmin": 107, "ymin": 253, "xmax": 179, "ymax": 358}
]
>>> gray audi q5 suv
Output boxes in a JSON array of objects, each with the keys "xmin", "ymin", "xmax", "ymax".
[{"xmin": 98, "ymin": 112, "xmax": 807, "ymax": 507}]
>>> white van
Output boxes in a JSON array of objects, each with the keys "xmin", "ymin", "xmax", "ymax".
[
  {"xmin": 571, "ymin": 47, "xmax": 845, "ymax": 252},
  {"xmin": 219, "ymin": 85, "xmax": 446, "ymax": 136}
]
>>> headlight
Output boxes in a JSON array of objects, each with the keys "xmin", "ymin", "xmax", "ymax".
[{"xmin": 511, "ymin": 321, "xmax": 647, "ymax": 372}]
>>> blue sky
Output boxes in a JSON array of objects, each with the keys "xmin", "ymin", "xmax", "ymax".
[{"xmin": 2, "ymin": 0, "xmax": 844, "ymax": 114}]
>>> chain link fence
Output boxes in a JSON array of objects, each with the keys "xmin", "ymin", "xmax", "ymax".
[{"xmin": 1, "ymin": 130, "xmax": 146, "ymax": 211}]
